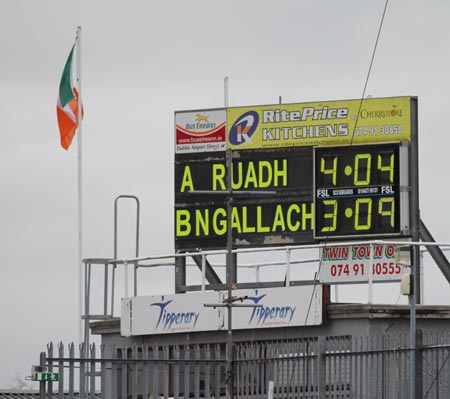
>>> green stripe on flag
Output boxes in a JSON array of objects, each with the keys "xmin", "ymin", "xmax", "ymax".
[{"xmin": 59, "ymin": 45, "xmax": 76, "ymax": 108}]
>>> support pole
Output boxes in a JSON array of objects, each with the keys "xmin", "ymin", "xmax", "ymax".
[
  {"xmin": 223, "ymin": 75, "xmax": 234, "ymax": 399},
  {"xmin": 39, "ymin": 352, "xmax": 46, "ymax": 399},
  {"xmin": 174, "ymin": 256, "xmax": 186, "ymax": 294},
  {"xmin": 409, "ymin": 97, "xmax": 420, "ymax": 399},
  {"xmin": 75, "ymin": 25, "xmax": 83, "ymax": 347},
  {"xmin": 226, "ymin": 147, "xmax": 234, "ymax": 399}
]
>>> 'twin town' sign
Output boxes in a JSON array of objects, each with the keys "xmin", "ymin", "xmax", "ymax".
[
  {"xmin": 121, "ymin": 286, "xmax": 322, "ymax": 337},
  {"xmin": 319, "ymin": 244, "xmax": 405, "ymax": 284},
  {"xmin": 174, "ymin": 96, "xmax": 416, "ymax": 250}
]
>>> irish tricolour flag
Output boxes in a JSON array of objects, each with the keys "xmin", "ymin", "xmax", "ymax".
[{"xmin": 57, "ymin": 45, "xmax": 82, "ymax": 150}]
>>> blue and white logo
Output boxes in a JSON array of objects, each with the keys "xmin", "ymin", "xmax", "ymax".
[
  {"xmin": 229, "ymin": 111, "xmax": 259, "ymax": 145},
  {"xmin": 246, "ymin": 290, "xmax": 296, "ymax": 326},
  {"xmin": 150, "ymin": 296, "xmax": 200, "ymax": 331}
]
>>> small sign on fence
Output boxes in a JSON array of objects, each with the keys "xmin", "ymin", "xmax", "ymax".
[{"xmin": 32, "ymin": 372, "xmax": 59, "ymax": 382}]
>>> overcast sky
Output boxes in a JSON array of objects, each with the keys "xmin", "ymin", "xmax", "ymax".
[{"xmin": 2, "ymin": 0, "xmax": 450, "ymax": 388}]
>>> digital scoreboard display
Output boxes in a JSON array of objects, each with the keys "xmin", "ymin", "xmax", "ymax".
[
  {"xmin": 314, "ymin": 143, "xmax": 408, "ymax": 239},
  {"xmin": 175, "ymin": 148, "xmax": 315, "ymax": 250},
  {"xmin": 175, "ymin": 97, "xmax": 415, "ymax": 250}
]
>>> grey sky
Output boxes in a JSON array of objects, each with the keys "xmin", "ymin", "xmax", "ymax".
[{"xmin": 2, "ymin": 0, "xmax": 450, "ymax": 388}]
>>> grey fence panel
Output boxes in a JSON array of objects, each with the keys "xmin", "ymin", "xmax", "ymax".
[
  {"xmin": 100, "ymin": 344, "xmax": 106, "ymax": 399},
  {"xmin": 152, "ymin": 344, "xmax": 159, "ymax": 399},
  {"xmin": 89, "ymin": 344, "xmax": 96, "ymax": 399},
  {"xmin": 58, "ymin": 343, "xmax": 64, "ymax": 399},
  {"xmin": 173, "ymin": 345, "xmax": 180, "ymax": 399},
  {"xmin": 252, "ymin": 344, "xmax": 260, "ymax": 399},
  {"xmin": 163, "ymin": 345, "xmax": 170, "ymax": 399},
  {"xmin": 194, "ymin": 344, "xmax": 200, "ymax": 399},
  {"xmin": 130, "ymin": 346, "xmax": 138, "ymax": 399},
  {"xmin": 235, "ymin": 343, "xmax": 244, "ymax": 399},
  {"xmin": 142, "ymin": 344, "xmax": 149, "ymax": 399},
  {"xmin": 122, "ymin": 347, "xmax": 128, "ymax": 399},
  {"xmin": 39, "ymin": 329, "xmax": 450, "ymax": 399},
  {"xmin": 422, "ymin": 329, "xmax": 450, "ymax": 398},
  {"xmin": 79, "ymin": 343, "xmax": 86, "ymax": 399},
  {"xmin": 111, "ymin": 345, "xmax": 117, "ymax": 399},
  {"xmin": 205, "ymin": 344, "xmax": 211, "ymax": 399},
  {"xmin": 69, "ymin": 343, "xmax": 75, "ymax": 399},
  {"xmin": 215, "ymin": 344, "xmax": 222, "ymax": 399},
  {"xmin": 47, "ymin": 342, "xmax": 53, "ymax": 399},
  {"xmin": 184, "ymin": 344, "xmax": 190, "ymax": 398}
]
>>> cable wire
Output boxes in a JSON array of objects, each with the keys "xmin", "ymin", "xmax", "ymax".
[{"xmin": 350, "ymin": 0, "xmax": 390, "ymax": 146}]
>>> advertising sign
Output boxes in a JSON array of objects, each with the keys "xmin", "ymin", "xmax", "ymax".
[
  {"xmin": 228, "ymin": 286, "xmax": 322, "ymax": 329},
  {"xmin": 227, "ymin": 97, "xmax": 411, "ymax": 150},
  {"xmin": 121, "ymin": 292, "xmax": 222, "ymax": 337},
  {"xmin": 319, "ymin": 244, "xmax": 405, "ymax": 284},
  {"xmin": 121, "ymin": 286, "xmax": 322, "ymax": 336},
  {"xmin": 175, "ymin": 109, "xmax": 226, "ymax": 153}
]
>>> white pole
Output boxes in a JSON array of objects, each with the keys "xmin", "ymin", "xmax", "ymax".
[
  {"xmin": 124, "ymin": 261, "xmax": 129, "ymax": 298},
  {"xmin": 76, "ymin": 26, "xmax": 83, "ymax": 345},
  {"xmin": 224, "ymin": 76, "xmax": 229, "ymax": 108},
  {"xmin": 368, "ymin": 243, "xmax": 374, "ymax": 304},
  {"xmin": 420, "ymin": 251, "xmax": 424, "ymax": 304},
  {"xmin": 285, "ymin": 249, "xmax": 291, "ymax": 287},
  {"xmin": 201, "ymin": 254, "xmax": 206, "ymax": 292},
  {"xmin": 268, "ymin": 381, "xmax": 274, "ymax": 399}
]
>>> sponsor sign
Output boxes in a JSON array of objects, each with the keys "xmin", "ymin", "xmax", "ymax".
[
  {"xmin": 121, "ymin": 292, "xmax": 221, "ymax": 336},
  {"xmin": 175, "ymin": 110, "xmax": 226, "ymax": 153},
  {"xmin": 121, "ymin": 286, "xmax": 322, "ymax": 336},
  {"xmin": 319, "ymin": 244, "xmax": 405, "ymax": 284},
  {"xmin": 228, "ymin": 286, "xmax": 322, "ymax": 329},
  {"xmin": 227, "ymin": 97, "xmax": 411, "ymax": 150}
]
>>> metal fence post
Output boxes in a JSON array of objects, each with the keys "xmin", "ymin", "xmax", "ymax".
[
  {"xmin": 69, "ymin": 343, "xmax": 75, "ymax": 399},
  {"xmin": 47, "ymin": 343, "xmax": 53, "ymax": 399},
  {"xmin": 39, "ymin": 351, "xmax": 46, "ymax": 399},
  {"xmin": 80, "ymin": 342, "xmax": 86, "ymax": 399},
  {"xmin": 101, "ymin": 344, "xmax": 107, "ymax": 399},
  {"xmin": 58, "ymin": 343, "xmax": 64, "ymax": 398},
  {"xmin": 316, "ymin": 336, "xmax": 326, "ymax": 399},
  {"xmin": 90, "ymin": 343, "xmax": 96, "ymax": 399},
  {"xmin": 416, "ymin": 329, "xmax": 424, "ymax": 399}
]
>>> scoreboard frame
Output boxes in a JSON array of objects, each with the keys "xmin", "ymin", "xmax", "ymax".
[
  {"xmin": 174, "ymin": 96, "xmax": 418, "ymax": 251},
  {"xmin": 313, "ymin": 142, "xmax": 410, "ymax": 240}
]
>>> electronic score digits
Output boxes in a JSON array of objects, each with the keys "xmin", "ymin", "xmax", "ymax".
[{"xmin": 314, "ymin": 143, "xmax": 404, "ymax": 239}]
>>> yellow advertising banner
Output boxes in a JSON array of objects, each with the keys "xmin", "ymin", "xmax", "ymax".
[{"xmin": 227, "ymin": 96, "xmax": 412, "ymax": 150}]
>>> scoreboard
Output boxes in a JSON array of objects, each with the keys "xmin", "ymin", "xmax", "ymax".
[
  {"xmin": 174, "ymin": 97, "xmax": 416, "ymax": 251},
  {"xmin": 314, "ymin": 143, "xmax": 409, "ymax": 239}
]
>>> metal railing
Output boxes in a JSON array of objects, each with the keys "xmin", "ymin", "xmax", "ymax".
[{"xmin": 39, "ymin": 329, "xmax": 450, "ymax": 399}]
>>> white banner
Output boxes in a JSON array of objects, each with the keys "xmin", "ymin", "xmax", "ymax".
[
  {"xmin": 319, "ymin": 244, "xmax": 405, "ymax": 284},
  {"xmin": 227, "ymin": 286, "xmax": 322, "ymax": 329},
  {"xmin": 121, "ymin": 286, "xmax": 322, "ymax": 336},
  {"xmin": 121, "ymin": 292, "xmax": 222, "ymax": 337}
]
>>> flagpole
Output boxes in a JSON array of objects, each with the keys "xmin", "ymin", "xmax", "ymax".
[{"xmin": 75, "ymin": 25, "xmax": 83, "ymax": 346}]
